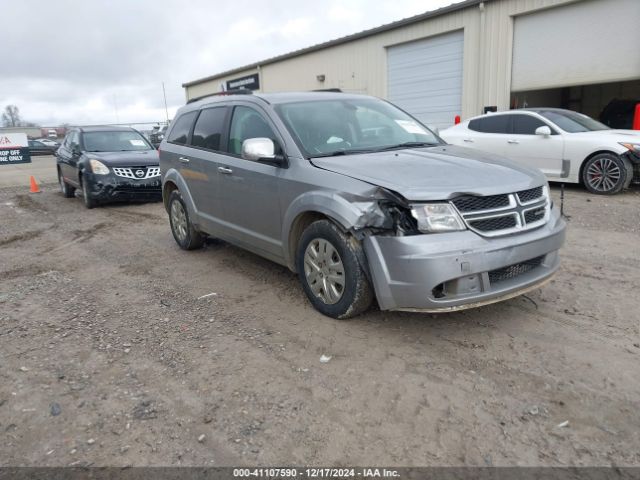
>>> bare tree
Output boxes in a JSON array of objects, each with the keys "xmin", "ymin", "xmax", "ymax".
[{"xmin": 2, "ymin": 105, "xmax": 22, "ymax": 127}]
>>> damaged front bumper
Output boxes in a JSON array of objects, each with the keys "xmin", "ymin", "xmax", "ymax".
[
  {"xmin": 84, "ymin": 172, "xmax": 162, "ymax": 204},
  {"xmin": 622, "ymin": 150, "xmax": 640, "ymax": 185},
  {"xmin": 363, "ymin": 205, "xmax": 566, "ymax": 312}
]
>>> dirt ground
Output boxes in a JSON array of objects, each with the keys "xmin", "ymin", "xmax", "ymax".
[{"xmin": 1, "ymin": 182, "xmax": 639, "ymax": 468}]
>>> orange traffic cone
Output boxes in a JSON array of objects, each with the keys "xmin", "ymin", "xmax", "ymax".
[{"xmin": 29, "ymin": 176, "xmax": 41, "ymax": 193}]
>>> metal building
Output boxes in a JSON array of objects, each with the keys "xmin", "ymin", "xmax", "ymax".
[{"xmin": 183, "ymin": 0, "xmax": 640, "ymax": 130}]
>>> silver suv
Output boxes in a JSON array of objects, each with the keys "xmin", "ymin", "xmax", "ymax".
[{"xmin": 160, "ymin": 92, "xmax": 566, "ymax": 318}]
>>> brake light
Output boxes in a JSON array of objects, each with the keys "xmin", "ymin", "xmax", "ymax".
[
  {"xmin": 454, "ymin": 115, "xmax": 461, "ymax": 125},
  {"xmin": 633, "ymin": 103, "xmax": 640, "ymax": 130}
]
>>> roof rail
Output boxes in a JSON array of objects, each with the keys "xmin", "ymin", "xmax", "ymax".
[
  {"xmin": 312, "ymin": 88, "xmax": 343, "ymax": 93},
  {"xmin": 187, "ymin": 88, "xmax": 253, "ymax": 104}
]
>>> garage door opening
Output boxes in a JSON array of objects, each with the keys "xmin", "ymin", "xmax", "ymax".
[{"xmin": 510, "ymin": 79, "xmax": 640, "ymax": 129}]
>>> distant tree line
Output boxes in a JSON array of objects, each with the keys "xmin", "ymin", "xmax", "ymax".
[{"xmin": 1, "ymin": 105, "xmax": 39, "ymax": 127}]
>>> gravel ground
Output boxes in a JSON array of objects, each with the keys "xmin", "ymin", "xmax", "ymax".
[{"xmin": 0, "ymin": 183, "xmax": 639, "ymax": 467}]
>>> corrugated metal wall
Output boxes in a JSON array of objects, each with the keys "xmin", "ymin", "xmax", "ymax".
[{"xmin": 184, "ymin": 0, "xmax": 584, "ymax": 119}]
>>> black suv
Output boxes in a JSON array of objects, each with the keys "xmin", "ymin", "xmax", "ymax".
[{"xmin": 56, "ymin": 126, "xmax": 162, "ymax": 208}]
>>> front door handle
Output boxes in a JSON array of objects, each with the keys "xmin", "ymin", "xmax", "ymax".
[
  {"xmin": 507, "ymin": 140, "xmax": 519, "ymax": 144},
  {"xmin": 463, "ymin": 139, "xmax": 474, "ymax": 143},
  {"xmin": 178, "ymin": 156, "xmax": 190, "ymax": 163},
  {"xmin": 218, "ymin": 166, "xmax": 233, "ymax": 175}
]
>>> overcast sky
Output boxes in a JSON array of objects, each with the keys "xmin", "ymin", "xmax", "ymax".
[{"xmin": 2, "ymin": 0, "xmax": 461, "ymax": 127}]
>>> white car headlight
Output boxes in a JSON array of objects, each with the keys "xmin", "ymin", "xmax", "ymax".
[
  {"xmin": 411, "ymin": 203, "xmax": 466, "ymax": 233},
  {"xmin": 619, "ymin": 142, "xmax": 640, "ymax": 152},
  {"xmin": 89, "ymin": 159, "xmax": 110, "ymax": 175}
]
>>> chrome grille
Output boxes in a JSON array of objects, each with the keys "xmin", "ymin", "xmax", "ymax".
[
  {"xmin": 452, "ymin": 186, "xmax": 549, "ymax": 237},
  {"xmin": 489, "ymin": 256, "xmax": 545, "ymax": 284},
  {"xmin": 112, "ymin": 166, "xmax": 161, "ymax": 180}
]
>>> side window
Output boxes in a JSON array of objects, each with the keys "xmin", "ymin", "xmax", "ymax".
[
  {"xmin": 228, "ymin": 106, "xmax": 279, "ymax": 156},
  {"xmin": 167, "ymin": 111, "xmax": 197, "ymax": 145},
  {"xmin": 191, "ymin": 107, "xmax": 227, "ymax": 151},
  {"xmin": 468, "ymin": 115, "xmax": 510, "ymax": 134},
  {"xmin": 69, "ymin": 131, "xmax": 79, "ymax": 148},
  {"xmin": 511, "ymin": 114, "xmax": 548, "ymax": 135}
]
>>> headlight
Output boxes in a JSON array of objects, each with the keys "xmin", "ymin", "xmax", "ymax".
[
  {"xmin": 411, "ymin": 203, "xmax": 466, "ymax": 233},
  {"xmin": 619, "ymin": 142, "xmax": 640, "ymax": 152},
  {"xmin": 89, "ymin": 159, "xmax": 110, "ymax": 175}
]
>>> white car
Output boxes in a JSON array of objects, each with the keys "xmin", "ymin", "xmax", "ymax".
[
  {"xmin": 440, "ymin": 108, "xmax": 640, "ymax": 194},
  {"xmin": 35, "ymin": 138, "xmax": 60, "ymax": 147}
]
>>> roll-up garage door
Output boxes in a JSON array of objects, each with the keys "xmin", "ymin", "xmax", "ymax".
[
  {"xmin": 512, "ymin": 0, "xmax": 640, "ymax": 92},
  {"xmin": 387, "ymin": 30, "xmax": 463, "ymax": 131}
]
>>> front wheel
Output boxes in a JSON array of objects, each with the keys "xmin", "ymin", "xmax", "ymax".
[
  {"xmin": 582, "ymin": 153, "xmax": 627, "ymax": 195},
  {"xmin": 58, "ymin": 168, "xmax": 76, "ymax": 198},
  {"xmin": 168, "ymin": 190, "xmax": 204, "ymax": 250},
  {"xmin": 296, "ymin": 220, "xmax": 373, "ymax": 319},
  {"xmin": 81, "ymin": 176, "xmax": 97, "ymax": 209}
]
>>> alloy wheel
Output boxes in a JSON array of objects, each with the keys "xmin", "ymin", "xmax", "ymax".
[
  {"xmin": 303, "ymin": 238, "xmax": 345, "ymax": 305},
  {"xmin": 586, "ymin": 157, "xmax": 621, "ymax": 193},
  {"xmin": 171, "ymin": 200, "xmax": 188, "ymax": 243}
]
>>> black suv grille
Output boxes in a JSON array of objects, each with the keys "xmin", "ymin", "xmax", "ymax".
[
  {"xmin": 451, "ymin": 194, "xmax": 510, "ymax": 213},
  {"xmin": 489, "ymin": 256, "xmax": 545, "ymax": 284},
  {"xmin": 468, "ymin": 215, "xmax": 517, "ymax": 232},
  {"xmin": 517, "ymin": 186, "xmax": 543, "ymax": 203}
]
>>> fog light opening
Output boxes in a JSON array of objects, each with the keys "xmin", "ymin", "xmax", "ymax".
[{"xmin": 432, "ymin": 283, "xmax": 446, "ymax": 299}]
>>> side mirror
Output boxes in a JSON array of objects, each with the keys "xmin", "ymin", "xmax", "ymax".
[
  {"xmin": 241, "ymin": 138, "xmax": 285, "ymax": 166},
  {"xmin": 71, "ymin": 144, "xmax": 82, "ymax": 156},
  {"xmin": 535, "ymin": 126, "xmax": 552, "ymax": 137}
]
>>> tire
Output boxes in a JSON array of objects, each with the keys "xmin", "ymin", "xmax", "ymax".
[
  {"xmin": 80, "ymin": 175, "xmax": 97, "ymax": 209},
  {"xmin": 168, "ymin": 190, "xmax": 204, "ymax": 250},
  {"xmin": 582, "ymin": 153, "xmax": 628, "ymax": 195},
  {"xmin": 57, "ymin": 168, "xmax": 75, "ymax": 198},
  {"xmin": 296, "ymin": 219, "xmax": 373, "ymax": 319}
]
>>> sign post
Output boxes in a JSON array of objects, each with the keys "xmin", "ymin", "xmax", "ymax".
[{"xmin": 0, "ymin": 133, "xmax": 31, "ymax": 165}]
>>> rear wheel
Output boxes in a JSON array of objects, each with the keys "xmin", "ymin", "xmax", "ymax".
[
  {"xmin": 296, "ymin": 220, "xmax": 373, "ymax": 319},
  {"xmin": 582, "ymin": 153, "xmax": 627, "ymax": 195},
  {"xmin": 58, "ymin": 168, "xmax": 75, "ymax": 198},
  {"xmin": 168, "ymin": 190, "xmax": 204, "ymax": 250}
]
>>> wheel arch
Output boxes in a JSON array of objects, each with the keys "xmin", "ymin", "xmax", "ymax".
[
  {"xmin": 282, "ymin": 190, "xmax": 391, "ymax": 271},
  {"xmin": 161, "ymin": 168, "xmax": 197, "ymax": 217}
]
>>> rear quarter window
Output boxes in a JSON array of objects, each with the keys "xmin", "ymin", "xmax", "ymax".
[
  {"xmin": 167, "ymin": 111, "xmax": 197, "ymax": 145},
  {"xmin": 468, "ymin": 115, "xmax": 510, "ymax": 134},
  {"xmin": 190, "ymin": 107, "xmax": 227, "ymax": 151}
]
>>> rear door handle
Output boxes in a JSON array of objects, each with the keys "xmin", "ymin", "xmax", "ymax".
[
  {"xmin": 463, "ymin": 139, "xmax": 474, "ymax": 143},
  {"xmin": 178, "ymin": 156, "xmax": 190, "ymax": 163},
  {"xmin": 507, "ymin": 140, "xmax": 519, "ymax": 144},
  {"xmin": 218, "ymin": 166, "xmax": 233, "ymax": 175}
]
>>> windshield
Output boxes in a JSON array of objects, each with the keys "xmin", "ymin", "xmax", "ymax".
[
  {"xmin": 537, "ymin": 110, "xmax": 610, "ymax": 133},
  {"xmin": 83, "ymin": 130, "xmax": 153, "ymax": 152},
  {"xmin": 274, "ymin": 98, "xmax": 442, "ymax": 158}
]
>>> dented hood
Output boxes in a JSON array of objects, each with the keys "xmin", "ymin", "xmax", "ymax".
[{"xmin": 310, "ymin": 145, "xmax": 546, "ymax": 201}]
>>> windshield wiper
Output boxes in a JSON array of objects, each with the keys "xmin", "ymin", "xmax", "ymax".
[
  {"xmin": 310, "ymin": 149, "xmax": 374, "ymax": 158},
  {"xmin": 374, "ymin": 141, "xmax": 440, "ymax": 151}
]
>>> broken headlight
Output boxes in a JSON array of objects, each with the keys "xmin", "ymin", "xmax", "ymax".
[{"xmin": 411, "ymin": 203, "xmax": 466, "ymax": 233}]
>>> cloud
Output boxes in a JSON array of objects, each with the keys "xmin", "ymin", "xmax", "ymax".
[{"xmin": 1, "ymin": 0, "xmax": 460, "ymax": 126}]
